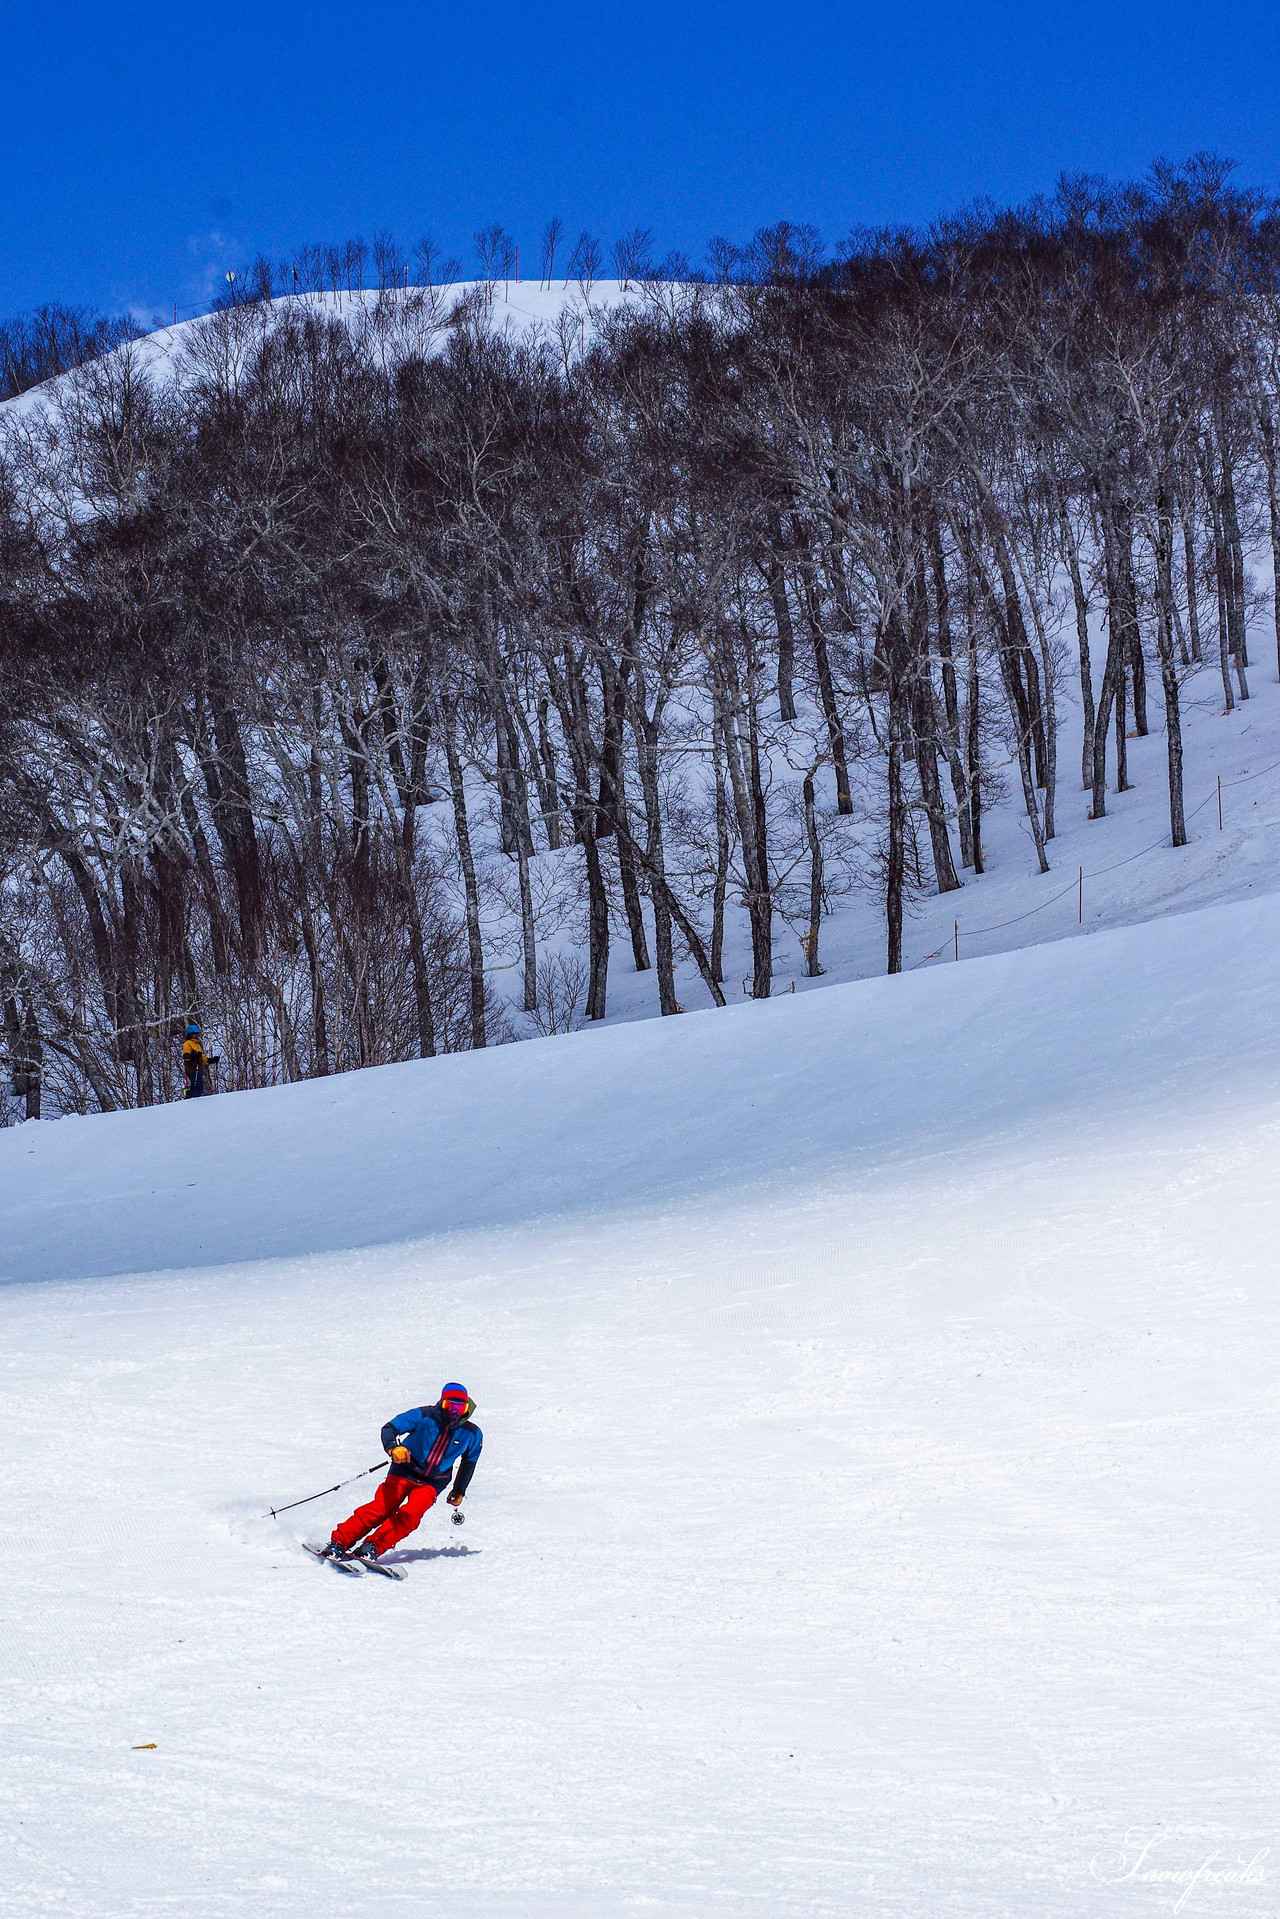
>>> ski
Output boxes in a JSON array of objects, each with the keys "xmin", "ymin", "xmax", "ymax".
[
  {"xmin": 357, "ymin": 1556, "xmax": 405, "ymax": 1580},
  {"xmin": 304, "ymin": 1543, "xmax": 363, "ymax": 1576},
  {"xmin": 304, "ymin": 1542, "xmax": 406, "ymax": 1580}
]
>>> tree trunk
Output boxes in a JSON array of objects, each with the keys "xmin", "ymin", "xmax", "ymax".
[
  {"xmin": 1259, "ymin": 398, "xmax": 1280, "ymax": 681},
  {"xmin": 1153, "ymin": 494, "xmax": 1188, "ymax": 849},
  {"xmin": 908, "ymin": 546, "xmax": 960, "ymax": 890},
  {"xmin": 802, "ymin": 773, "xmax": 825, "ymax": 975},
  {"xmin": 930, "ymin": 521, "xmax": 973, "ymax": 867},
  {"xmin": 1092, "ymin": 511, "xmax": 1132, "ymax": 808},
  {"xmin": 711, "ymin": 727, "xmax": 730, "ymax": 985},
  {"xmin": 909, "ymin": 668, "xmax": 961, "ymax": 892},
  {"xmin": 885, "ymin": 690, "xmax": 906, "ymax": 973},
  {"xmin": 494, "ymin": 700, "xmax": 535, "ymax": 858},
  {"xmin": 1220, "ymin": 445, "xmax": 1249, "ymax": 673},
  {"xmin": 1115, "ymin": 522, "xmax": 1148, "ymax": 738},
  {"xmin": 1181, "ymin": 514, "xmax": 1203, "ymax": 663},
  {"xmin": 517, "ymin": 843, "xmax": 538, "ymax": 1014},
  {"xmin": 582, "ymin": 829, "xmax": 610, "ymax": 1024},
  {"xmin": 595, "ymin": 658, "xmax": 648, "ymax": 971},
  {"xmin": 1006, "ymin": 537, "xmax": 1059, "ymax": 840},
  {"xmin": 966, "ymin": 526, "xmax": 1052, "ymax": 860},
  {"xmin": 998, "ymin": 641, "xmax": 1051, "ymax": 872},
  {"xmin": 1113, "ymin": 652, "xmax": 1130, "ymax": 793},
  {"xmin": 1213, "ymin": 517, "xmax": 1236, "ymax": 714},
  {"xmin": 799, "ymin": 567, "xmax": 853, "ymax": 813},
  {"xmin": 4, "ymin": 987, "xmax": 43, "ymax": 1119},
  {"xmin": 21, "ymin": 1002, "xmax": 42, "ymax": 1119},
  {"xmin": 400, "ymin": 847, "xmax": 438, "ymax": 1063},
  {"xmin": 1063, "ymin": 514, "xmax": 1096, "ymax": 790},
  {"xmin": 298, "ymin": 892, "xmax": 334, "ymax": 1071},
  {"xmin": 615, "ymin": 792, "xmax": 650, "ymax": 972},
  {"xmin": 632, "ymin": 704, "xmax": 680, "ymax": 1016},
  {"xmin": 989, "ymin": 522, "xmax": 1047, "ymax": 788},
  {"xmin": 1201, "ymin": 443, "xmax": 1238, "ymax": 711},
  {"xmin": 546, "ymin": 643, "xmax": 610, "ymax": 1022},
  {"xmin": 966, "ymin": 624, "xmax": 983, "ymax": 874},
  {"xmin": 443, "ymin": 721, "xmax": 487, "ymax": 1049},
  {"xmin": 743, "ymin": 698, "xmax": 773, "ymax": 997},
  {"xmin": 206, "ymin": 696, "xmax": 265, "ymax": 965},
  {"xmin": 717, "ymin": 659, "xmax": 773, "ymax": 999},
  {"xmin": 534, "ymin": 698, "xmax": 564, "ymax": 849},
  {"xmin": 766, "ymin": 554, "xmax": 798, "ymax": 722}
]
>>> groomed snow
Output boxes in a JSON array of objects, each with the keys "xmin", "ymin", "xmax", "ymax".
[{"xmin": 2, "ymin": 890, "xmax": 1279, "ymax": 1915}]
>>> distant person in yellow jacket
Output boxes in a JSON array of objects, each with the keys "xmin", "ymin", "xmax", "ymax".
[{"xmin": 181, "ymin": 1023, "xmax": 207, "ymax": 1098}]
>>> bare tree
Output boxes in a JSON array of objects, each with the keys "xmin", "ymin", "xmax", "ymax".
[{"xmin": 540, "ymin": 219, "xmax": 564, "ymax": 289}]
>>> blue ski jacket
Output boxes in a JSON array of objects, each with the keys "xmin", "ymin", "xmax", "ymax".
[{"xmin": 380, "ymin": 1401, "xmax": 483, "ymax": 1494}]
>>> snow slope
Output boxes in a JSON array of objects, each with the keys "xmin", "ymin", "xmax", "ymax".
[
  {"xmin": 580, "ymin": 656, "xmax": 1280, "ymax": 1033},
  {"xmin": 4, "ymin": 885, "xmax": 1280, "ymax": 1288},
  {"xmin": 0, "ymin": 280, "xmax": 639, "ymax": 428},
  {"xmin": 10, "ymin": 278, "xmax": 1280, "ymax": 1049},
  {"xmin": 2, "ymin": 891, "xmax": 1280, "ymax": 1915}
]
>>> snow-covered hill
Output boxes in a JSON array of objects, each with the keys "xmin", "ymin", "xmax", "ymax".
[
  {"xmin": 4, "ymin": 271, "xmax": 1280, "ymax": 1916},
  {"xmin": 0, "ymin": 280, "xmax": 639, "ymax": 427},
  {"xmin": 2, "ymin": 890, "xmax": 1279, "ymax": 1915},
  {"xmin": 9, "ymin": 276, "xmax": 1280, "ymax": 1045}
]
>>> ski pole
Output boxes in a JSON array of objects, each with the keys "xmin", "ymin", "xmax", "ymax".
[{"xmin": 263, "ymin": 1461, "xmax": 387, "ymax": 1520}]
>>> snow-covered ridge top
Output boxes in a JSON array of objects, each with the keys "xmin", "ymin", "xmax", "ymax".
[{"xmin": 0, "ymin": 281, "xmax": 647, "ymax": 426}]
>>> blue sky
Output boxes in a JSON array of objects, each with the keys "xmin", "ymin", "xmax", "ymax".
[{"xmin": 3, "ymin": 0, "xmax": 1279, "ymax": 323}]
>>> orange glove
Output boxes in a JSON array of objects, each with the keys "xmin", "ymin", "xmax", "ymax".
[
  {"xmin": 388, "ymin": 1446, "xmax": 411, "ymax": 1466},
  {"xmin": 446, "ymin": 1490, "xmax": 464, "ymax": 1506}
]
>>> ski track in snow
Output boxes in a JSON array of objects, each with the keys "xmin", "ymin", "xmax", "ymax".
[{"xmin": 3, "ymin": 889, "xmax": 1280, "ymax": 1914}]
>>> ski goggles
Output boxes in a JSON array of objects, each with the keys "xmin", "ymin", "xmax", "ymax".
[{"xmin": 441, "ymin": 1391, "xmax": 469, "ymax": 1417}]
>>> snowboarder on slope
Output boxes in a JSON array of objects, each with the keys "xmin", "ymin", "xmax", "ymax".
[
  {"xmin": 322, "ymin": 1384, "xmax": 481, "ymax": 1564},
  {"xmin": 181, "ymin": 1023, "xmax": 208, "ymax": 1098}
]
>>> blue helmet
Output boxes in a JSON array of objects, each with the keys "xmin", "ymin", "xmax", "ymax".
[{"xmin": 185, "ymin": 1023, "xmax": 201, "ymax": 1036}]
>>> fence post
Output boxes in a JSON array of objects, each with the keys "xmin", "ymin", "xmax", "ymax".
[
  {"xmin": 953, "ymin": 920, "xmax": 959, "ymax": 962},
  {"xmin": 1078, "ymin": 866, "xmax": 1083, "ymax": 925},
  {"xmin": 1217, "ymin": 775, "xmax": 1223, "ymax": 831}
]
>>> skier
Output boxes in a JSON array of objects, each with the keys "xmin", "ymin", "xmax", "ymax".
[
  {"xmin": 181, "ymin": 1022, "xmax": 207, "ymax": 1098},
  {"xmin": 321, "ymin": 1383, "xmax": 481, "ymax": 1565}
]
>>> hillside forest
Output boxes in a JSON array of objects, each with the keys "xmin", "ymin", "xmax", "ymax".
[{"xmin": 2, "ymin": 161, "xmax": 1279, "ymax": 1117}]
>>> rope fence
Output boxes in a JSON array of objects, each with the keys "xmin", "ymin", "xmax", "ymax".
[{"xmin": 909, "ymin": 752, "xmax": 1280, "ymax": 970}]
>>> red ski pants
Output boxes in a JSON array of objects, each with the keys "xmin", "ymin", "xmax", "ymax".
[{"xmin": 332, "ymin": 1473, "xmax": 439, "ymax": 1555}]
